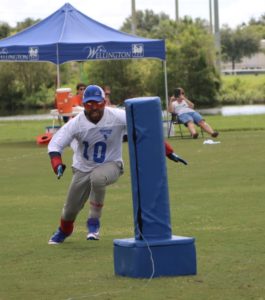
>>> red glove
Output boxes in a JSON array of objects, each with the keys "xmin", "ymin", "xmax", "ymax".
[
  {"xmin": 164, "ymin": 141, "xmax": 174, "ymax": 156},
  {"xmin": 164, "ymin": 141, "xmax": 188, "ymax": 165},
  {"xmin": 49, "ymin": 152, "xmax": 66, "ymax": 176}
]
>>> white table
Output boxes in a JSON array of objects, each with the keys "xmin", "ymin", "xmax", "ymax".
[{"xmin": 50, "ymin": 106, "xmax": 84, "ymax": 126}]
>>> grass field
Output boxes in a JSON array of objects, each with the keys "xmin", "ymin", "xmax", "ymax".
[{"xmin": 0, "ymin": 116, "xmax": 265, "ymax": 300}]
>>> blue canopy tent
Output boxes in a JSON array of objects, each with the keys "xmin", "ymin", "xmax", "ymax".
[{"xmin": 0, "ymin": 2, "xmax": 168, "ymax": 104}]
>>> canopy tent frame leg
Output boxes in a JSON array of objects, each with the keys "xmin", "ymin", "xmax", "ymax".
[
  {"xmin": 56, "ymin": 63, "xmax": 60, "ymax": 88},
  {"xmin": 163, "ymin": 60, "xmax": 169, "ymax": 133}
]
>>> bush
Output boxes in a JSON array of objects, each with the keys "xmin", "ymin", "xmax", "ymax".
[
  {"xmin": 24, "ymin": 84, "xmax": 55, "ymax": 109},
  {"xmin": 219, "ymin": 74, "xmax": 265, "ymax": 105}
]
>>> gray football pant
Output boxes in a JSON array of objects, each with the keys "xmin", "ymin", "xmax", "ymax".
[{"xmin": 61, "ymin": 161, "xmax": 123, "ymax": 221}]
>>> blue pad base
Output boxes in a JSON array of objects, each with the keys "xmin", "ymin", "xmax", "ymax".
[{"xmin": 113, "ymin": 235, "xmax": 197, "ymax": 278}]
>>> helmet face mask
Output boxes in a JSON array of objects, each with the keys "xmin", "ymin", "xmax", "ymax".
[{"xmin": 83, "ymin": 85, "xmax": 105, "ymax": 104}]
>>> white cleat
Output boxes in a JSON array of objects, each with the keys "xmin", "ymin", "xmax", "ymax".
[
  {"xmin": 48, "ymin": 240, "xmax": 61, "ymax": 245},
  {"xmin": 86, "ymin": 232, "xmax": 100, "ymax": 240}
]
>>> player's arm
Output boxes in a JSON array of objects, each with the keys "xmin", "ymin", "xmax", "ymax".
[
  {"xmin": 164, "ymin": 141, "xmax": 188, "ymax": 165},
  {"xmin": 47, "ymin": 120, "xmax": 76, "ymax": 179},
  {"xmin": 49, "ymin": 152, "xmax": 66, "ymax": 179}
]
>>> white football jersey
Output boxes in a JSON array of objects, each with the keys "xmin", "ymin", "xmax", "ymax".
[{"xmin": 48, "ymin": 107, "xmax": 127, "ymax": 172}]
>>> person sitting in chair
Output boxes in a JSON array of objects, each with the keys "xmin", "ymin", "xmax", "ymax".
[{"xmin": 168, "ymin": 87, "xmax": 219, "ymax": 139}]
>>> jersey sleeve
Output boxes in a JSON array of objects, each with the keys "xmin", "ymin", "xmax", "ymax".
[
  {"xmin": 115, "ymin": 107, "xmax": 127, "ymax": 125},
  {"xmin": 48, "ymin": 118, "xmax": 77, "ymax": 154},
  {"xmin": 117, "ymin": 108, "xmax": 127, "ymax": 134}
]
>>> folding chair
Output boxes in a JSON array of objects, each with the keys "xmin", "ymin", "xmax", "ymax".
[
  {"xmin": 168, "ymin": 113, "xmax": 204, "ymax": 139},
  {"xmin": 168, "ymin": 113, "xmax": 184, "ymax": 138}
]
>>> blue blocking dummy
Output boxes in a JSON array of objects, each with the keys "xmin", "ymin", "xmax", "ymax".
[{"xmin": 113, "ymin": 97, "xmax": 197, "ymax": 278}]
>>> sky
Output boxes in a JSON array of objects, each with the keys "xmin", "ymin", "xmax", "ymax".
[{"xmin": 0, "ymin": 0, "xmax": 264, "ymax": 30}]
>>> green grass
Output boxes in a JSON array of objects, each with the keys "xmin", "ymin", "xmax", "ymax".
[
  {"xmin": 169, "ymin": 114, "xmax": 265, "ymax": 137},
  {"xmin": 0, "ymin": 114, "xmax": 265, "ymax": 143},
  {"xmin": 205, "ymin": 114, "xmax": 265, "ymax": 131},
  {"xmin": 0, "ymin": 118, "xmax": 265, "ymax": 300}
]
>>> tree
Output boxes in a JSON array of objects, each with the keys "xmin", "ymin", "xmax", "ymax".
[
  {"xmin": 248, "ymin": 14, "xmax": 265, "ymax": 39},
  {"xmin": 166, "ymin": 17, "xmax": 220, "ymax": 106},
  {"xmin": 84, "ymin": 60, "xmax": 145, "ymax": 105},
  {"xmin": 0, "ymin": 62, "xmax": 57, "ymax": 111},
  {"xmin": 0, "ymin": 22, "xmax": 11, "ymax": 39},
  {"xmin": 249, "ymin": 14, "xmax": 265, "ymax": 26},
  {"xmin": 0, "ymin": 62, "xmax": 24, "ymax": 111},
  {"xmin": 15, "ymin": 18, "xmax": 40, "ymax": 32},
  {"xmin": 120, "ymin": 12, "xmax": 220, "ymax": 107},
  {"xmin": 221, "ymin": 25, "xmax": 261, "ymax": 70},
  {"xmin": 121, "ymin": 9, "xmax": 170, "ymax": 37}
]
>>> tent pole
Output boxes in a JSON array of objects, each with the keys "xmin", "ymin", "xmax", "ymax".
[
  {"xmin": 163, "ymin": 60, "xmax": 169, "ymax": 132},
  {"xmin": 56, "ymin": 64, "xmax": 60, "ymax": 88},
  {"xmin": 56, "ymin": 43, "xmax": 60, "ymax": 88}
]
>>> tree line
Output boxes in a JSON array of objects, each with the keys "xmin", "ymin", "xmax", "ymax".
[{"xmin": 0, "ymin": 12, "xmax": 264, "ymax": 113}]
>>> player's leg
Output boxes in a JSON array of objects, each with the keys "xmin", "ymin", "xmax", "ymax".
[
  {"xmin": 48, "ymin": 168, "xmax": 92, "ymax": 244},
  {"xmin": 87, "ymin": 161, "xmax": 123, "ymax": 240}
]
